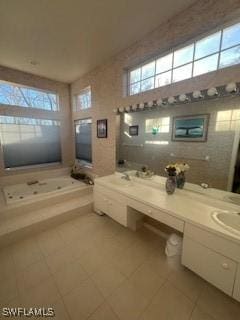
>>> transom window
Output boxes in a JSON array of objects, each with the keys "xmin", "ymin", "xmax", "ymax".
[
  {"xmin": 129, "ymin": 22, "xmax": 240, "ymax": 95},
  {"xmin": 74, "ymin": 87, "xmax": 91, "ymax": 111},
  {"xmin": 0, "ymin": 81, "xmax": 58, "ymax": 111}
]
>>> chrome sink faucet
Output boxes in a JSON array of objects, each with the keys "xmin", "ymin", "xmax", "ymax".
[{"xmin": 121, "ymin": 173, "xmax": 131, "ymax": 181}]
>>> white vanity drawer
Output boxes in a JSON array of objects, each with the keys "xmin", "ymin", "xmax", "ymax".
[
  {"xmin": 182, "ymin": 236, "xmax": 237, "ymax": 296},
  {"xmin": 128, "ymin": 199, "xmax": 184, "ymax": 232},
  {"xmin": 94, "ymin": 189, "xmax": 127, "ymax": 227},
  {"xmin": 94, "ymin": 184, "xmax": 127, "ymax": 204},
  {"xmin": 184, "ymin": 223, "xmax": 240, "ymax": 262}
]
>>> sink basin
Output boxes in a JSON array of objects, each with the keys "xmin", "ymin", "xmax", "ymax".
[
  {"xmin": 212, "ymin": 210, "xmax": 240, "ymax": 236},
  {"xmin": 224, "ymin": 195, "xmax": 240, "ymax": 205}
]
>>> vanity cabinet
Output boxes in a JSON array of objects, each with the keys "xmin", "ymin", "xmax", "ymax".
[
  {"xmin": 182, "ymin": 223, "xmax": 239, "ymax": 298},
  {"xmin": 233, "ymin": 265, "xmax": 240, "ymax": 302},
  {"xmin": 93, "ymin": 186, "xmax": 128, "ymax": 226}
]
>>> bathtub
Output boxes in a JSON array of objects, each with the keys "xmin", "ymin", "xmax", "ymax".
[{"xmin": 3, "ymin": 176, "xmax": 85, "ymax": 205}]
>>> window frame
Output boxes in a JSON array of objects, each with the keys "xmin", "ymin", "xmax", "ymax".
[
  {"xmin": 128, "ymin": 19, "xmax": 240, "ymax": 96},
  {"xmin": 74, "ymin": 117, "xmax": 92, "ymax": 164},
  {"xmin": 74, "ymin": 86, "xmax": 91, "ymax": 111},
  {"xmin": 0, "ymin": 80, "xmax": 59, "ymax": 111}
]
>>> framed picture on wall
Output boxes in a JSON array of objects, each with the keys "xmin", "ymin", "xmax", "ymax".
[
  {"xmin": 97, "ymin": 119, "xmax": 107, "ymax": 138},
  {"xmin": 172, "ymin": 114, "xmax": 209, "ymax": 142},
  {"xmin": 129, "ymin": 125, "xmax": 139, "ymax": 136}
]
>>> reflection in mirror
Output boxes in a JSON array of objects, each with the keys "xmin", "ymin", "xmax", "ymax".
[{"xmin": 116, "ymin": 96, "xmax": 240, "ymax": 198}]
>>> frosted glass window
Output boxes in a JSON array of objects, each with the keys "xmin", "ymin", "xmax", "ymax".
[
  {"xmin": 155, "ymin": 71, "xmax": 172, "ymax": 88},
  {"xmin": 156, "ymin": 53, "xmax": 173, "ymax": 73},
  {"xmin": 173, "ymin": 44, "xmax": 194, "ymax": 67},
  {"xmin": 145, "ymin": 117, "xmax": 170, "ymax": 133},
  {"xmin": 193, "ymin": 54, "xmax": 218, "ymax": 76},
  {"xmin": 141, "ymin": 62, "xmax": 155, "ymax": 80},
  {"xmin": 172, "ymin": 63, "xmax": 192, "ymax": 82},
  {"xmin": 222, "ymin": 23, "xmax": 240, "ymax": 50},
  {"xmin": 219, "ymin": 45, "xmax": 240, "ymax": 68},
  {"xmin": 75, "ymin": 118, "xmax": 92, "ymax": 163},
  {"xmin": 0, "ymin": 116, "xmax": 61, "ymax": 168},
  {"xmin": 195, "ymin": 32, "xmax": 221, "ymax": 59}
]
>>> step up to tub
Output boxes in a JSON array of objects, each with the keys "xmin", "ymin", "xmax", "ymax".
[
  {"xmin": 0, "ymin": 185, "xmax": 92, "ymax": 219},
  {"xmin": 0, "ymin": 193, "xmax": 93, "ymax": 248}
]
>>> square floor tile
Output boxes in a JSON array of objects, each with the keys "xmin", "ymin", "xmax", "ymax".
[
  {"xmin": 140, "ymin": 281, "xmax": 194, "ymax": 320},
  {"xmin": 53, "ymin": 258, "xmax": 88, "ymax": 295},
  {"xmin": 63, "ymin": 279, "xmax": 104, "ymax": 320},
  {"xmin": 107, "ymin": 280, "xmax": 150, "ymax": 320}
]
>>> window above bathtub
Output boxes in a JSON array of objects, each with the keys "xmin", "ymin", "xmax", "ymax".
[
  {"xmin": 74, "ymin": 86, "xmax": 91, "ymax": 111},
  {"xmin": 128, "ymin": 21, "xmax": 240, "ymax": 95},
  {"xmin": 0, "ymin": 81, "xmax": 59, "ymax": 111}
]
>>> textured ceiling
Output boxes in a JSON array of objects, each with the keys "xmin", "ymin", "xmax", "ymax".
[{"xmin": 0, "ymin": 0, "xmax": 195, "ymax": 83}]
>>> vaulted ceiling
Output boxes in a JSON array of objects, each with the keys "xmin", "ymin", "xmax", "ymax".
[{"xmin": 0, "ymin": 0, "xmax": 195, "ymax": 83}]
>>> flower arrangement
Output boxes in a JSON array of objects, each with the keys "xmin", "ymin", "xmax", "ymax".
[
  {"xmin": 175, "ymin": 163, "xmax": 190, "ymax": 173},
  {"xmin": 165, "ymin": 164, "xmax": 180, "ymax": 176}
]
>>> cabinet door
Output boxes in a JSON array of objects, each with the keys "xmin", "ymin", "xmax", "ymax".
[
  {"xmin": 108, "ymin": 199, "xmax": 127, "ymax": 226},
  {"xmin": 93, "ymin": 191, "xmax": 109, "ymax": 214},
  {"xmin": 233, "ymin": 265, "xmax": 240, "ymax": 302},
  {"xmin": 182, "ymin": 236, "xmax": 237, "ymax": 296}
]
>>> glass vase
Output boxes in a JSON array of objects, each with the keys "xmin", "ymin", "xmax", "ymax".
[
  {"xmin": 176, "ymin": 172, "xmax": 186, "ymax": 189},
  {"xmin": 165, "ymin": 175, "xmax": 176, "ymax": 195}
]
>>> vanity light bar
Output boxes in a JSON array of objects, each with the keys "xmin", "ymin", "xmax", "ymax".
[{"xmin": 116, "ymin": 82, "xmax": 240, "ymax": 113}]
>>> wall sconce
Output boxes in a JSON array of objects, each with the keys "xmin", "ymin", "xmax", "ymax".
[
  {"xmin": 119, "ymin": 107, "xmax": 124, "ymax": 112},
  {"xmin": 139, "ymin": 102, "xmax": 145, "ymax": 109},
  {"xmin": 225, "ymin": 82, "xmax": 237, "ymax": 93},
  {"xmin": 207, "ymin": 87, "xmax": 218, "ymax": 97},
  {"xmin": 192, "ymin": 90, "xmax": 203, "ymax": 99},
  {"xmin": 168, "ymin": 96, "xmax": 176, "ymax": 104},
  {"xmin": 132, "ymin": 104, "xmax": 137, "ymax": 111},
  {"xmin": 179, "ymin": 94, "xmax": 189, "ymax": 102},
  {"xmin": 147, "ymin": 101, "xmax": 153, "ymax": 108}
]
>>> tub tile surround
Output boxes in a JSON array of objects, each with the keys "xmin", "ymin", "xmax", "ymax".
[{"xmin": 0, "ymin": 212, "xmax": 240, "ymax": 320}]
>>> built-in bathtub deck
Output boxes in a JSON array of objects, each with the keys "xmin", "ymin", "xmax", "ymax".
[{"xmin": 0, "ymin": 185, "xmax": 93, "ymax": 248}]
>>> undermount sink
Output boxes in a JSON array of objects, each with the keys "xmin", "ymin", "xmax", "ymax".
[
  {"xmin": 224, "ymin": 195, "xmax": 240, "ymax": 205},
  {"xmin": 212, "ymin": 210, "xmax": 240, "ymax": 236}
]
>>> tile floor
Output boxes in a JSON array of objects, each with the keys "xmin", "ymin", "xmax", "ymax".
[{"xmin": 0, "ymin": 212, "xmax": 240, "ymax": 320}]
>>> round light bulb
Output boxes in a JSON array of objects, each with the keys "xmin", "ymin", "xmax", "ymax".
[
  {"xmin": 225, "ymin": 82, "xmax": 237, "ymax": 93},
  {"xmin": 193, "ymin": 90, "xmax": 203, "ymax": 99},
  {"xmin": 113, "ymin": 108, "xmax": 117, "ymax": 113},
  {"xmin": 119, "ymin": 107, "xmax": 124, "ymax": 112},
  {"xmin": 179, "ymin": 94, "xmax": 188, "ymax": 102},
  {"xmin": 125, "ymin": 106, "xmax": 130, "ymax": 112},
  {"xmin": 132, "ymin": 104, "xmax": 137, "ymax": 110},
  {"xmin": 147, "ymin": 101, "xmax": 153, "ymax": 107},
  {"xmin": 139, "ymin": 102, "xmax": 145, "ymax": 109},
  {"xmin": 168, "ymin": 96, "xmax": 176, "ymax": 104},
  {"xmin": 207, "ymin": 87, "xmax": 218, "ymax": 97},
  {"xmin": 156, "ymin": 98, "xmax": 163, "ymax": 106}
]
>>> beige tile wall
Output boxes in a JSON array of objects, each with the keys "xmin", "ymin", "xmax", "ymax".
[
  {"xmin": 0, "ymin": 66, "xmax": 74, "ymax": 177},
  {"xmin": 71, "ymin": 0, "xmax": 240, "ymax": 177}
]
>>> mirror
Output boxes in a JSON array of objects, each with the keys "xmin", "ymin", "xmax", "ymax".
[{"xmin": 116, "ymin": 94, "xmax": 240, "ymax": 203}]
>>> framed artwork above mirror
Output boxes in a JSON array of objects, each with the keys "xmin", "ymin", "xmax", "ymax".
[{"xmin": 172, "ymin": 114, "xmax": 209, "ymax": 142}]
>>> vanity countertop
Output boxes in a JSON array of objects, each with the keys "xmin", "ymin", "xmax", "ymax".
[{"xmin": 95, "ymin": 173, "xmax": 240, "ymax": 245}]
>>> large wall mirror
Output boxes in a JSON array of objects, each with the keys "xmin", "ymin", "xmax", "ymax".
[{"xmin": 116, "ymin": 92, "xmax": 240, "ymax": 195}]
